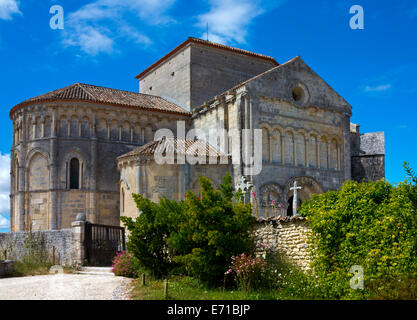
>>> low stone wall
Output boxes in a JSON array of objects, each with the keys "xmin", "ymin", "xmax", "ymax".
[
  {"xmin": 0, "ymin": 261, "xmax": 16, "ymax": 277},
  {"xmin": 253, "ymin": 217, "xmax": 312, "ymax": 271},
  {"xmin": 0, "ymin": 229, "xmax": 74, "ymax": 266}
]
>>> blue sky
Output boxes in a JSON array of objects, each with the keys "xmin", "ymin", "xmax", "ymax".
[{"xmin": 0, "ymin": 0, "xmax": 416, "ymax": 232}]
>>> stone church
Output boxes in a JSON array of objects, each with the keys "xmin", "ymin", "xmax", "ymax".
[{"xmin": 9, "ymin": 37, "xmax": 385, "ymax": 231}]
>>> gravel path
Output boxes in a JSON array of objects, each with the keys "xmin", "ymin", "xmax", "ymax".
[{"xmin": 0, "ymin": 274, "xmax": 133, "ymax": 300}]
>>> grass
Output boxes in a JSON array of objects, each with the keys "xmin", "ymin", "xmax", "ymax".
[
  {"xmin": 2, "ymin": 260, "xmax": 75, "ymax": 278},
  {"xmin": 129, "ymin": 275, "xmax": 309, "ymax": 300}
]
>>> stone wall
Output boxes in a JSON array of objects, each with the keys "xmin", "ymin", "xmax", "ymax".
[
  {"xmin": 253, "ymin": 217, "xmax": 312, "ymax": 271},
  {"xmin": 0, "ymin": 229, "xmax": 74, "ymax": 266},
  {"xmin": 350, "ymin": 129, "xmax": 385, "ymax": 182}
]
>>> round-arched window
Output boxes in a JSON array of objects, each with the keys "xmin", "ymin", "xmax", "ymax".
[{"xmin": 70, "ymin": 158, "xmax": 80, "ymax": 189}]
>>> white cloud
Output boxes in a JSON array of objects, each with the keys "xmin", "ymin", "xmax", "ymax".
[
  {"xmin": 63, "ymin": 25, "xmax": 115, "ymax": 56},
  {"xmin": 0, "ymin": 0, "xmax": 21, "ymax": 20},
  {"xmin": 63, "ymin": 0, "xmax": 174, "ymax": 56},
  {"xmin": 0, "ymin": 153, "xmax": 10, "ymax": 215},
  {"xmin": 0, "ymin": 215, "xmax": 9, "ymax": 229},
  {"xmin": 197, "ymin": 0, "xmax": 285, "ymax": 45},
  {"xmin": 364, "ymin": 84, "xmax": 392, "ymax": 93}
]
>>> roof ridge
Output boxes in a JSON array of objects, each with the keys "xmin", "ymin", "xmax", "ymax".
[
  {"xmin": 76, "ymin": 82, "xmax": 170, "ymax": 100},
  {"xmin": 188, "ymin": 37, "xmax": 277, "ymax": 60},
  {"xmin": 76, "ymin": 83, "xmax": 100, "ymax": 101}
]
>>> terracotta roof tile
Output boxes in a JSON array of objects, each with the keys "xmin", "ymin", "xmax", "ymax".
[
  {"xmin": 118, "ymin": 137, "xmax": 229, "ymax": 160},
  {"xmin": 10, "ymin": 83, "xmax": 190, "ymax": 118}
]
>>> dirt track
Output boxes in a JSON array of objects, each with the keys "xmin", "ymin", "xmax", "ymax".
[{"xmin": 0, "ymin": 274, "xmax": 132, "ymax": 300}]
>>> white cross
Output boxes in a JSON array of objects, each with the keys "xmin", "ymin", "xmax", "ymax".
[
  {"xmin": 290, "ymin": 181, "xmax": 302, "ymax": 216},
  {"xmin": 235, "ymin": 176, "xmax": 253, "ymax": 204}
]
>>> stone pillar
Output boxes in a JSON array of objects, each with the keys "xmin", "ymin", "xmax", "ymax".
[{"xmin": 71, "ymin": 220, "xmax": 87, "ymax": 266}]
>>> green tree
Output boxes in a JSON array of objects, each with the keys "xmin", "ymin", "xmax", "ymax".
[{"xmin": 168, "ymin": 173, "xmax": 256, "ymax": 286}]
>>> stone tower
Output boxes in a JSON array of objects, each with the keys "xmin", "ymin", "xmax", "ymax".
[
  {"xmin": 136, "ymin": 37, "xmax": 278, "ymax": 111},
  {"xmin": 9, "ymin": 83, "xmax": 189, "ymax": 231}
]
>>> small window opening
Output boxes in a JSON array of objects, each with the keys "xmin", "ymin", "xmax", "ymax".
[{"xmin": 292, "ymin": 86, "xmax": 305, "ymax": 102}]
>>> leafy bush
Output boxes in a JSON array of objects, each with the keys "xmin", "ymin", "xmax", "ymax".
[
  {"xmin": 168, "ymin": 173, "xmax": 256, "ymax": 286},
  {"xmin": 300, "ymin": 178, "xmax": 417, "ymax": 299},
  {"xmin": 121, "ymin": 173, "xmax": 256, "ymax": 285},
  {"xmin": 112, "ymin": 251, "xmax": 140, "ymax": 278}
]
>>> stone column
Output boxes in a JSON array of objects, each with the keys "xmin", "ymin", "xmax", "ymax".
[
  {"xmin": 17, "ymin": 110, "xmax": 27, "ymax": 231},
  {"xmin": 17, "ymin": 166, "xmax": 25, "ymax": 231},
  {"xmin": 90, "ymin": 114, "xmax": 98, "ymax": 224},
  {"xmin": 71, "ymin": 220, "xmax": 87, "ymax": 266},
  {"xmin": 342, "ymin": 113, "xmax": 352, "ymax": 180},
  {"xmin": 234, "ymin": 94, "xmax": 244, "ymax": 183},
  {"xmin": 49, "ymin": 108, "xmax": 58, "ymax": 229}
]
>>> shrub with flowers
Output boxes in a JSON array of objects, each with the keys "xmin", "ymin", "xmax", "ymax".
[
  {"xmin": 225, "ymin": 253, "xmax": 268, "ymax": 292},
  {"xmin": 112, "ymin": 251, "xmax": 139, "ymax": 278}
]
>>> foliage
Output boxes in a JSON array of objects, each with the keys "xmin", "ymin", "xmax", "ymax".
[
  {"xmin": 264, "ymin": 253, "xmax": 323, "ymax": 299},
  {"xmin": 112, "ymin": 251, "xmax": 140, "ymax": 278},
  {"xmin": 300, "ymin": 179, "xmax": 417, "ymax": 299},
  {"xmin": 225, "ymin": 253, "xmax": 268, "ymax": 292},
  {"xmin": 168, "ymin": 173, "xmax": 256, "ymax": 286},
  {"xmin": 404, "ymin": 161, "xmax": 417, "ymax": 185},
  {"xmin": 120, "ymin": 195, "xmax": 186, "ymax": 278},
  {"xmin": 366, "ymin": 273, "xmax": 417, "ymax": 300}
]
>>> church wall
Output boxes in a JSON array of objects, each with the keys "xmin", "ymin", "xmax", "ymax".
[
  {"xmin": 59, "ymin": 191, "xmax": 87, "ymax": 228},
  {"xmin": 139, "ymin": 46, "xmax": 192, "ymax": 110},
  {"xmin": 10, "ymin": 101, "xmax": 188, "ymax": 231},
  {"xmin": 118, "ymin": 160, "xmax": 232, "ymax": 222},
  {"xmin": 351, "ymin": 155, "xmax": 385, "ymax": 183},
  {"xmin": 189, "ymin": 164, "xmax": 232, "ymax": 195},
  {"xmin": 120, "ymin": 164, "xmax": 139, "ymax": 220},
  {"xmin": 97, "ymin": 192, "xmax": 120, "ymax": 226}
]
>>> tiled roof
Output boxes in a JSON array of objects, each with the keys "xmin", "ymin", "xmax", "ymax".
[
  {"xmin": 10, "ymin": 83, "xmax": 190, "ymax": 118},
  {"xmin": 118, "ymin": 137, "xmax": 229, "ymax": 161},
  {"xmin": 136, "ymin": 37, "xmax": 279, "ymax": 80}
]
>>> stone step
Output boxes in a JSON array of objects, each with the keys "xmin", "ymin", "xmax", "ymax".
[{"xmin": 77, "ymin": 267, "xmax": 114, "ymax": 276}]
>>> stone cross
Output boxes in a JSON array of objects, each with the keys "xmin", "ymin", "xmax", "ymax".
[
  {"xmin": 235, "ymin": 176, "xmax": 253, "ymax": 204},
  {"xmin": 290, "ymin": 181, "xmax": 302, "ymax": 216}
]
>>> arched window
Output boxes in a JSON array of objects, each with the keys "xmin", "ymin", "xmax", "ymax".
[
  {"xmin": 70, "ymin": 158, "xmax": 80, "ymax": 189},
  {"xmin": 262, "ymin": 128, "xmax": 270, "ymax": 162}
]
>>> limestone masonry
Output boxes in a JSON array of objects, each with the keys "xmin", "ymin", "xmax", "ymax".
[{"xmin": 8, "ymin": 37, "xmax": 385, "ymax": 231}]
